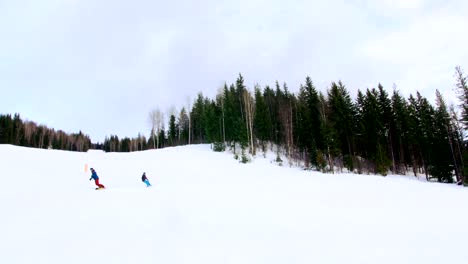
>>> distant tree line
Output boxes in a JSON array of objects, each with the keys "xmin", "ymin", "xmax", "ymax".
[
  {"xmin": 2, "ymin": 67, "xmax": 467, "ymax": 184},
  {"xmin": 178, "ymin": 74, "xmax": 467, "ymax": 184},
  {"xmin": 131, "ymin": 67, "xmax": 466, "ymax": 184},
  {"xmin": 100, "ymin": 106, "xmax": 191, "ymax": 152},
  {"xmin": 0, "ymin": 113, "xmax": 92, "ymax": 151}
]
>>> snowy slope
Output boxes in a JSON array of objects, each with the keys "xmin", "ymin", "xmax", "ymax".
[{"xmin": 0, "ymin": 144, "xmax": 467, "ymax": 264}]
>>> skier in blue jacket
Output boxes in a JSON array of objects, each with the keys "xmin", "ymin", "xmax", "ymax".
[
  {"xmin": 142, "ymin": 172, "xmax": 152, "ymax": 187},
  {"xmin": 89, "ymin": 168, "xmax": 105, "ymax": 189}
]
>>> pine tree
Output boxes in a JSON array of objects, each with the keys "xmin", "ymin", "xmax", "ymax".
[
  {"xmin": 431, "ymin": 90, "xmax": 455, "ymax": 182},
  {"xmin": 223, "ymin": 84, "xmax": 234, "ymax": 144},
  {"xmin": 219, "ymin": 74, "xmax": 249, "ymax": 151},
  {"xmin": 277, "ymin": 83, "xmax": 294, "ymax": 160},
  {"xmin": 274, "ymin": 81, "xmax": 284, "ymax": 146},
  {"xmin": 448, "ymin": 106, "xmax": 466, "ymax": 182},
  {"xmin": 327, "ymin": 81, "xmax": 356, "ymax": 171},
  {"xmin": 296, "ymin": 77, "xmax": 322, "ymax": 168},
  {"xmin": 377, "ymin": 84, "xmax": 393, "ymax": 174},
  {"xmin": 354, "ymin": 89, "xmax": 365, "ymax": 172},
  {"xmin": 263, "ymin": 85, "xmax": 277, "ymax": 143},
  {"xmin": 13, "ymin": 114, "xmax": 24, "ymax": 146},
  {"xmin": 357, "ymin": 88, "xmax": 390, "ymax": 175},
  {"xmin": 235, "ymin": 74, "xmax": 249, "ymax": 149},
  {"xmin": 391, "ymin": 89, "xmax": 411, "ymax": 174},
  {"xmin": 296, "ymin": 84, "xmax": 311, "ymax": 165},
  {"xmin": 216, "ymin": 85, "xmax": 227, "ymax": 144},
  {"xmin": 178, "ymin": 108, "xmax": 189, "ymax": 145},
  {"xmin": 204, "ymin": 99, "xmax": 221, "ymax": 143},
  {"xmin": 243, "ymin": 87, "xmax": 255, "ymax": 155},
  {"xmin": 0, "ymin": 114, "xmax": 14, "ymax": 144},
  {"xmin": 455, "ymin": 66, "xmax": 468, "ymax": 129},
  {"xmin": 453, "ymin": 66, "xmax": 468, "ymax": 185},
  {"xmin": 408, "ymin": 92, "xmax": 436, "ymax": 179},
  {"xmin": 318, "ymin": 92, "xmax": 336, "ymax": 172},
  {"xmin": 121, "ymin": 137, "xmax": 131, "ymax": 152},
  {"xmin": 168, "ymin": 114, "xmax": 177, "ymax": 146},
  {"xmin": 253, "ymin": 85, "xmax": 271, "ymax": 152},
  {"xmin": 0, "ymin": 114, "xmax": 10, "ymax": 144},
  {"xmin": 156, "ymin": 127, "xmax": 165, "ymax": 148},
  {"xmin": 191, "ymin": 93, "xmax": 205, "ymax": 143}
]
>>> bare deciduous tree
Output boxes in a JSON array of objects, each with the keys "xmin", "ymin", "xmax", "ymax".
[
  {"xmin": 38, "ymin": 125, "xmax": 47, "ymax": 149},
  {"xmin": 148, "ymin": 109, "xmax": 158, "ymax": 149},
  {"xmin": 48, "ymin": 129, "xmax": 55, "ymax": 149},
  {"xmin": 186, "ymin": 97, "xmax": 192, "ymax": 145},
  {"xmin": 217, "ymin": 86, "xmax": 226, "ymax": 143},
  {"xmin": 148, "ymin": 108, "xmax": 164, "ymax": 149},
  {"xmin": 24, "ymin": 121, "xmax": 36, "ymax": 145},
  {"xmin": 243, "ymin": 89, "xmax": 255, "ymax": 155},
  {"xmin": 76, "ymin": 135, "xmax": 84, "ymax": 152}
]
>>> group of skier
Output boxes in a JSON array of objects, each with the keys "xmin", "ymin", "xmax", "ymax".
[{"xmin": 89, "ymin": 168, "xmax": 152, "ymax": 190}]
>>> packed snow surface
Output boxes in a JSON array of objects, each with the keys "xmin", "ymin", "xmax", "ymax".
[{"xmin": 1, "ymin": 144, "xmax": 467, "ymax": 264}]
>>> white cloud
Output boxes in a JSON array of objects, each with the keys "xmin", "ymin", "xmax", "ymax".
[
  {"xmin": 1, "ymin": 0, "xmax": 467, "ymax": 141},
  {"xmin": 361, "ymin": 7, "xmax": 468, "ymax": 105},
  {"xmin": 364, "ymin": 13, "xmax": 468, "ymax": 63}
]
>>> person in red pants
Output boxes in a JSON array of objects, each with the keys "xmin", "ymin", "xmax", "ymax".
[{"xmin": 89, "ymin": 168, "xmax": 105, "ymax": 189}]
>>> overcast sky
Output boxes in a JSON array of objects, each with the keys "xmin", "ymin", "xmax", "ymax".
[{"xmin": 1, "ymin": 0, "xmax": 467, "ymax": 142}]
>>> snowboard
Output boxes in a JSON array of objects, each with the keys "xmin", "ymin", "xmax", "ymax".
[{"xmin": 95, "ymin": 187, "xmax": 105, "ymax": 190}]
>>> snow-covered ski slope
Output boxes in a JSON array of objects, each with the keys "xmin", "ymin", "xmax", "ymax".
[{"xmin": 1, "ymin": 144, "xmax": 467, "ymax": 264}]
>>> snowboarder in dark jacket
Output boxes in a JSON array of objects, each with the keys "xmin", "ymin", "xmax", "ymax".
[
  {"xmin": 90, "ymin": 168, "xmax": 105, "ymax": 189},
  {"xmin": 142, "ymin": 172, "xmax": 151, "ymax": 187}
]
